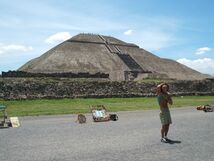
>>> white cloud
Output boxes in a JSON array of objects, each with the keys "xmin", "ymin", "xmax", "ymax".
[
  {"xmin": 140, "ymin": 30, "xmax": 174, "ymax": 51},
  {"xmin": 195, "ymin": 47, "xmax": 211, "ymax": 55},
  {"xmin": 124, "ymin": 29, "xmax": 133, "ymax": 35},
  {"xmin": 0, "ymin": 44, "xmax": 33, "ymax": 54},
  {"xmin": 118, "ymin": 15, "xmax": 182, "ymax": 51},
  {"xmin": 123, "ymin": 29, "xmax": 175, "ymax": 51},
  {"xmin": 177, "ymin": 58, "xmax": 214, "ymax": 76},
  {"xmin": 45, "ymin": 32, "xmax": 72, "ymax": 44}
]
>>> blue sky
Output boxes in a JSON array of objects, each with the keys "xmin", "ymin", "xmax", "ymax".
[{"xmin": 0, "ymin": 0, "xmax": 214, "ymax": 76}]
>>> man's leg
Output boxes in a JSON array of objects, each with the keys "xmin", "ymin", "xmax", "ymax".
[
  {"xmin": 161, "ymin": 125, "xmax": 165, "ymax": 138},
  {"xmin": 161, "ymin": 125, "xmax": 169, "ymax": 143},
  {"xmin": 165, "ymin": 124, "xmax": 170, "ymax": 138}
]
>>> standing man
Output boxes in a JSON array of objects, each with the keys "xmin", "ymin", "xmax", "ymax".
[{"xmin": 157, "ymin": 83, "xmax": 173, "ymax": 143}]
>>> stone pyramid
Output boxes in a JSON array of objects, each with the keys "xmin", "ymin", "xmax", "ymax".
[{"xmin": 18, "ymin": 33, "xmax": 210, "ymax": 81}]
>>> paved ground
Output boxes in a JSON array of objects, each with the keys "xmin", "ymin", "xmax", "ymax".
[{"xmin": 0, "ymin": 107, "xmax": 214, "ymax": 161}]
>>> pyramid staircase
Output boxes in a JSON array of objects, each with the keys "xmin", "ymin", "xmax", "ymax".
[
  {"xmin": 98, "ymin": 35, "xmax": 145, "ymax": 72},
  {"xmin": 116, "ymin": 54, "xmax": 143, "ymax": 72}
]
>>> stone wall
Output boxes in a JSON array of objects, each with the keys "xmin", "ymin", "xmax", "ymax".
[
  {"xmin": 1, "ymin": 71, "xmax": 109, "ymax": 78},
  {"xmin": 0, "ymin": 78, "xmax": 213, "ymax": 100}
]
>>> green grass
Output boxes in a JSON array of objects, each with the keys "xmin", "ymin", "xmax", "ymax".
[{"xmin": 0, "ymin": 96, "xmax": 214, "ymax": 117}]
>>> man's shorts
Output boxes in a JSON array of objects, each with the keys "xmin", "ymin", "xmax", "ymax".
[{"xmin": 160, "ymin": 108, "xmax": 172, "ymax": 125}]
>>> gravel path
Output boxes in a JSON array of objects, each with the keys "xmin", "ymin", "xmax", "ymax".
[{"xmin": 1, "ymin": 107, "xmax": 214, "ymax": 161}]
